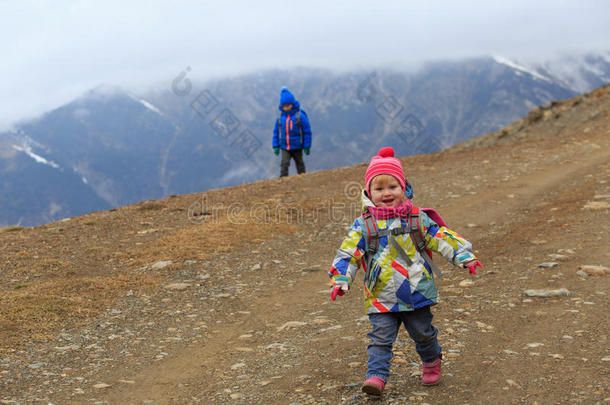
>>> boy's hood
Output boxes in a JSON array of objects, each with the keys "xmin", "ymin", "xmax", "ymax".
[
  {"xmin": 278, "ymin": 87, "xmax": 301, "ymax": 113},
  {"xmin": 278, "ymin": 101, "xmax": 301, "ymax": 114}
]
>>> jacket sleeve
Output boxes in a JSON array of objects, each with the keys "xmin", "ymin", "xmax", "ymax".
[
  {"xmin": 329, "ymin": 219, "xmax": 366, "ymax": 287},
  {"xmin": 300, "ymin": 111, "xmax": 312, "ymax": 149},
  {"xmin": 420, "ymin": 212, "xmax": 477, "ymax": 267},
  {"xmin": 272, "ymin": 118, "xmax": 279, "ymax": 148}
]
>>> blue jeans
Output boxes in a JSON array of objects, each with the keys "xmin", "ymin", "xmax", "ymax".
[{"xmin": 366, "ymin": 306, "xmax": 442, "ymax": 381}]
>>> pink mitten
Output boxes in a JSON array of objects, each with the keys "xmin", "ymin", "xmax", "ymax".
[
  {"xmin": 330, "ymin": 284, "xmax": 348, "ymax": 301},
  {"xmin": 465, "ymin": 260, "xmax": 482, "ymax": 275}
]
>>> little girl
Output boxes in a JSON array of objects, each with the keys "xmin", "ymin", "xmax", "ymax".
[{"xmin": 329, "ymin": 147, "xmax": 481, "ymax": 396}]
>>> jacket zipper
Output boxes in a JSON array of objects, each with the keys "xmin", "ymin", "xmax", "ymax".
[{"xmin": 285, "ymin": 115, "xmax": 290, "ymax": 150}]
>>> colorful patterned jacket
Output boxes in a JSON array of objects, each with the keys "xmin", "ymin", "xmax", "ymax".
[{"xmin": 329, "ymin": 191, "xmax": 477, "ymax": 314}]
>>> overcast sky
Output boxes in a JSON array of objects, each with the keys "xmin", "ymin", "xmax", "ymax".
[{"xmin": 1, "ymin": 0, "xmax": 609, "ymax": 131}]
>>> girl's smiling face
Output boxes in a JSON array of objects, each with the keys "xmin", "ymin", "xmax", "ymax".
[{"xmin": 369, "ymin": 175, "xmax": 405, "ymax": 207}]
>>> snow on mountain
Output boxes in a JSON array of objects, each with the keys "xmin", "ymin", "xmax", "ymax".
[
  {"xmin": 130, "ymin": 94, "xmax": 165, "ymax": 116},
  {"xmin": 12, "ymin": 142, "xmax": 61, "ymax": 169},
  {"xmin": 493, "ymin": 56, "xmax": 552, "ymax": 82},
  {"xmin": 495, "ymin": 53, "xmax": 610, "ymax": 93}
]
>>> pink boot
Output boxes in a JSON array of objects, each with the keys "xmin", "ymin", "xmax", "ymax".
[
  {"xmin": 362, "ymin": 376, "xmax": 385, "ymax": 396},
  {"xmin": 421, "ymin": 355, "xmax": 442, "ymax": 385}
]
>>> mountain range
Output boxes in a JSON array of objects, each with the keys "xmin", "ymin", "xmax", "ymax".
[{"xmin": 1, "ymin": 53, "xmax": 609, "ymax": 226}]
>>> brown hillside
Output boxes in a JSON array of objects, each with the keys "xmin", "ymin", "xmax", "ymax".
[{"xmin": 1, "ymin": 84, "xmax": 609, "ymax": 404}]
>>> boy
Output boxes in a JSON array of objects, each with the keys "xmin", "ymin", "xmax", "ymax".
[{"xmin": 272, "ymin": 87, "xmax": 312, "ymax": 177}]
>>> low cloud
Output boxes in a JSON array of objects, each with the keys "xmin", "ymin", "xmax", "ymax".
[{"xmin": 1, "ymin": 0, "xmax": 609, "ymax": 130}]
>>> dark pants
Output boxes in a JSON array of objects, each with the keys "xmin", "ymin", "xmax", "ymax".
[
  {"xmin": 280, "ymin": 149, "xmax": 306, "ymax": 177},
  {"xmin": 366, "ymin": 307, "xmax": 442, "ymax": 381}
]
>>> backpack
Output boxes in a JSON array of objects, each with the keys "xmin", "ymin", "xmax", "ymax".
[
  {"xmin": 277, "ymin": 110, "xmax": 304, "ymax": 146},
  {"xmin": 360, "ymin": 206, "xmax": 444, "ymax": 290}
]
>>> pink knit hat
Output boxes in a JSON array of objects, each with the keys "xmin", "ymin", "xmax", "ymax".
[{"xmin": 365, "ymin": 147, "xmax": 406, "ymax": 192}]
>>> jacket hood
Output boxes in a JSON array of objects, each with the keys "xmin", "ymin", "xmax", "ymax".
[
  {"xmin": 278, "ymin": 87, "xmax": 300, "ymax": 112},
  {"xmin": 361, "ymin": 189, "xmax": 375, "ymax": 212}
]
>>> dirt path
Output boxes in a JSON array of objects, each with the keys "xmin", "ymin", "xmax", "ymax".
[
  {"xmin": 1, "ymin": 88, "xmax": 609, "ymax": 404},
  {"xmin": 95, "ymin": 132, "xmax": 609, "ymax": 405}
]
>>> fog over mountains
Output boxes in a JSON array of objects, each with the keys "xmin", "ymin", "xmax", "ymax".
[{"xmin": 1, "ymin": 53, "xmax": 609, "ymax": 226}]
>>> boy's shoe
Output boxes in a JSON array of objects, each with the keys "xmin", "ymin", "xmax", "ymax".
[
  {"xmin": 362, "ymin": 376, "xmax": 385, "ymax": 396},
  {"xmin": 421, "ymin": 355, "xmax": 442, "ymax": 385}
]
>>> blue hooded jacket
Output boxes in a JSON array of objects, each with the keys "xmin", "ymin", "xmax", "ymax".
[{"xmin": 272, "ymin": 87, "xmax": 312, "ymax": 151}]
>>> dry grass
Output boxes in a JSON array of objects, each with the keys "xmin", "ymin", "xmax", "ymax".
[
  {"xmin": 0, "ymin": 201, "xmax": 301, "ymax": 353},
  {"xmin": 1, "ymin": 225, "xmax": 24, "ymax": 233},
  {"xmin": 34, "ymin": 258, "xmax": 67, "ymax": 272},
  {"xmin": 0, "ymin": 274, "xmax": 159, "ymax": 352},
  {"xmin": 137, "ymin": 202, "xmax": 166, "ymax": 211},
  {"xmin": 121, "ymin": 217, "xmax": 299, "ymax": 268}
]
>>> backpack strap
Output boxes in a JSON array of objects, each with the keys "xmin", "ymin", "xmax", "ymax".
[
  {"xmin": 361, "ymin": 209, "xmax": 379, "ymax": 264},
  {"xmin": 388, "ymin": 233, "xmax": 414, "ymax": 267},
  {"xmin": 296, "ymin": 110, "xmax": 303, "ymax": 146},
  {"xmin": 361, "ymin": 209, "xmax": 380, "ymax": 289},
  {"xmin": 376, "ymin": 222, "xmax": 413, "ymax": 266},
  {"xmin": 361, "ymin": 207, "xmax": 443, "ymax": 289},
  {"xmin": 408, "ymin": 208, "xmax": 443, "ymax": 277}
]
